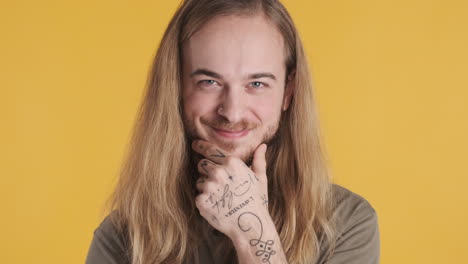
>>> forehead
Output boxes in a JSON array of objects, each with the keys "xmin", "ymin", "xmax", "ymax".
[{"xmin": 182, "ymin": 14, "xmax": 286, "ymax": 78}]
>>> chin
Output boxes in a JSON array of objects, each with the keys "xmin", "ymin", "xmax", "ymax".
[
  {"xmin": 227, "ymin": 144, "xmax": 256, "ymax": 163},
  {"xmin": 186, "ymin": 125, "xmax": 261, "ymax": 162}
]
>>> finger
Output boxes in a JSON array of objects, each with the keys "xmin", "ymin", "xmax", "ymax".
[
  {"xmin": 196, "ymin": 192, "xmax": 220, "ymax": 219},
  {"xmin": 195, "ymin": 176, "xmax": 206, "ymax": 193},
  {"xmin": 192, "ymin": 140, "xmax": 229, "ymax": 164},
  {"xmin": 252, "ymin": 143, "xmax": 267, "ymax": 177},
  {"xmin": 197, "ymin": 159, "xmax": 217, "ymax": 176},
  {"xmin": 196, "ymin": 177, "xmax": 219, "ymax": 194},
  {"xmin": 197, "ymin": 159, "xmax": 227, "ymax": 183},
  {"xmin": 195, "ymin": 193, "xmax": 208, "ymax": 215}
]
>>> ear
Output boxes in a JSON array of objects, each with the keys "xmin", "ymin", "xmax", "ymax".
[{"xmin": 282, "ymin": 70, "xmax": 295, "ymax": 111}]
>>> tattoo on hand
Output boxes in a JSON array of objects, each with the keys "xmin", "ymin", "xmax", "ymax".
[
  {"xmin": 205, "ymin": 185, "xmax": 233, "ymax": 212},
  {"xmin": 233, "ymin": 180, "xmax": 251, "ymax": 196},
  {"xmin": 224, "ymin": 168, "xmax": 234, "ymax": 181},
  {"xmin": 201, "ymin": 159, "xmax": 213, "ymax": 174},
  {"xmin": 206, "ymin": 192, "xmax": 215, "ymax": 204},
  {"xmin": 201, "ymin": 165, "xmax": 260, "ymax": 216},
  {"xmin": 211, "ymin": 149, "xmax": 226, "ymax": 158},
  {"xmin": 219, "ymin": 184, "xmax": 233, "ymax": 209},
  {"xmin": 238, "ymin": 212, "xmax": 277, "ymax": 263},
  {"xmin": 225, "ymin": 196, "xmax": 254, "ymax": 217},
  {"xmin": 205, "ymin": 192, "xmax": 221, "ymax": 213}
]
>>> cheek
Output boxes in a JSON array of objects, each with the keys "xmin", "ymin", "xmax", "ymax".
[
  {"xmin": 183, "ymin": 93, "xmax": 218, "ymax": 120},
  {"xmin": 250, "ymin": 94, "xmax": 284, "ymax": 123}
]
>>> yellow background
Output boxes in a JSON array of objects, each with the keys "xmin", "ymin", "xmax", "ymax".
[{"xmin": 1, "ymin": 0, "xmax": 467, "ymax": 263}]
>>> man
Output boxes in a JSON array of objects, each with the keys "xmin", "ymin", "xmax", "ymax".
[{"xmin": 86, "ymin": 0, "xmax": 379, "ymax": 263}]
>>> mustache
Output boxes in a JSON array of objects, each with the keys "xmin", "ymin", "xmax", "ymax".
[{"xmin": 200, "ymin": 116, "xmax": 259, "ymax": 131}]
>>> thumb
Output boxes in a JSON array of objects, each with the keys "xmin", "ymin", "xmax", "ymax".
[{"xmin": 252, "ymin": 143, "xmax": 267, "ymax": 176}]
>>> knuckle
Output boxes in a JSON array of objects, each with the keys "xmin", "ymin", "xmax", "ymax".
[
  {"xmin": 196, "ymin": 187, "xmax": 203, "ymax": 194},
  {"xmin": 212, "ymin": 167, "xmax": 224, "ymax": 177},
  {"xmin": 197, "ymin": 159, "xmax": 210, "ymax": 170},
  {"xmin": 207, "ymin": 146, "xmax": 217, "ymax": 156},
  {"xmin": 195, "ymin": 194, "xmax": 205, "ymax": 206},
  {"xmin": 203, "ymin": 181, "xmax": 216, "ymax": 192},
  {"xmin": 197, "ymin": 159, "xmax": 203, "ymax": 168},
  {"xmin": 195, "ymin": 182, "xmax": 204, "ymax": 191},
  {"xmin": 225, "ymin": 156, "xmax": 238, "ymax": 166}
]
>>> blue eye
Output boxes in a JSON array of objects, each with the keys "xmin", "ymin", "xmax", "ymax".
[
  {"xmin": 201, "ymin": 80, "xmax": 217, "ymax": 85},
  {"xmin": 197, "ymin": 80, "xmax": 221, "ymax": 88},
  {"xmin": 250, "ymin": 81, "xmax": 266, "ymax": 88},
  {"xmin": 197, "ymin": 79, "xmax": 222, "ymax": 91}
]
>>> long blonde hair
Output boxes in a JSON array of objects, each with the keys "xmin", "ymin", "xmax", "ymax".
[{"xmin": 106, "ymin": 0, "xmax": 336, "ymax": 263}]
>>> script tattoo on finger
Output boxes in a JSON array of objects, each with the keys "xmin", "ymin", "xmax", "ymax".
[
  {"xmin": 200, "ymin": 160, "xmax": 212, "ymax": 174},
  {"xmin": 211, "ymin": 149, "xmax": 226, "ymax": 158},
  {"xmin": 238, "ymin": 212, "xmax": 276, "ymax": 264}
]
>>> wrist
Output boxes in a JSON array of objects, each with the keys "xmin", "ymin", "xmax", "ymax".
[{"xmin": 229, "ymin": 211, "xmax": 276, "ymax": 248}]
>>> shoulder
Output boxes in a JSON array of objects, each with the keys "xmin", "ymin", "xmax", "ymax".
[
  {"xmin": 331, "ymin": 184, "xmax": 377, "ymax": 223},
  {"xmin": 85, "ymin": 211, "xmax": 131, "ymax": 264},
  {"xmin": 321, "ymin": 184, "xmax": 380, "ymax": 264}
]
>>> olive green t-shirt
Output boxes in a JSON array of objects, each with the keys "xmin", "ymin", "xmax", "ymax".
[{"xmin": 85, "ymin": 184, "xmax": 379, "ymax": 263}]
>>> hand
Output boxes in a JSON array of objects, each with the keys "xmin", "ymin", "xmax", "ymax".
[{"xmin": 193, "ymin": 140, "xmax": 270, "ymax": 239}]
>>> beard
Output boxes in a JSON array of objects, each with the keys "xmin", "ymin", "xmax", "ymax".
[{"xmin": 183, "ymin": 114, "xmax": 280, "ymax": 164}]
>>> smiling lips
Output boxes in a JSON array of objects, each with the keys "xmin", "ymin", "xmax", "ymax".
[{"xmin": 213, "ymin": 127, "xmax": 249, "ymax": 138}]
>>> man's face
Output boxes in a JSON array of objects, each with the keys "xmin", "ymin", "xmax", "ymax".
[{"xmin": 181, "ymin": 14, "xmax": 292, "ymax": 162}]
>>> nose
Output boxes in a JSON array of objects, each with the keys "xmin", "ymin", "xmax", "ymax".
[{"xmin": 218, "ymin": 88, "xmax": 245, "ymax": 123}]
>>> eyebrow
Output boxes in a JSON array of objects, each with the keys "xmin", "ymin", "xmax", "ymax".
[
  {"xmin": 190, "ymin": 69, "xmax": 222, "ymax": 79},
  {"xmin": 190, "ymin": 68, "xmax": 277, "ymax": 81}
]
